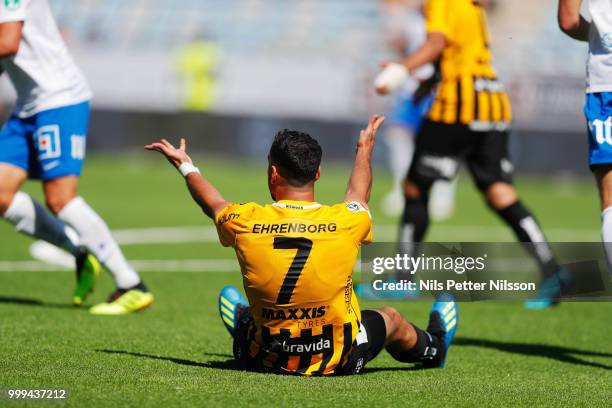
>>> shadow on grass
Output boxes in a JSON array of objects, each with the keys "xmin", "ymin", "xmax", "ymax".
[
  {"xmin": 364, "ymin": 366, "xmax": 424, "ymax": 373},
  {"xmin": 455, "ymin": 337, "xmax": 612, "ymax": 370},
  {"xmin": 96, "ymin": 349, "xmax": 241, "ymax": 371},
  {"xmin": 0, "ymin": 295, "xmax": 78, "ymax": 310},
  {"xmin": 92, "ymin": 337, "xmax": 612, "ymax": 374}
]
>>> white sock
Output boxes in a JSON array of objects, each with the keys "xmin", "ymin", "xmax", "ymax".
[
  {"xmin": 58, "ymin": 196, "xmax": 141, "ymax": 289},
  {"xmin": 429, "ymin": 177, "xmax": 457, "ymax": 221},
  {"xmin": 385, "ymin": 126, "xmax": 415, "ymax": 193},
  {"xmin": 601, "ymin": 207, "xmax": 612, "ymax": 276},
  {"xmin": 4, "ymin": 192, "xmax": 81, "ymax": 256}
]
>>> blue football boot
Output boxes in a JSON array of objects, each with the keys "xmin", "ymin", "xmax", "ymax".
[
  {"xmin": 425, "ymin": 293, "xmax": 459, "ymax": 368},
  {"xmin": 524, "ymin": 267, "xmax": 573, "ymax": 310},
  {"xmin": 218, "ymin": 285, "xmax": 248, "ymax": 336}
]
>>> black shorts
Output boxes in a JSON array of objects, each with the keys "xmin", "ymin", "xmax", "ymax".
[
  {"xmin": 232, "ymin": 309, "xmax": 387, "ymax": 376},
  {"xmin": 335, "ymin": 309, "xmax": 387, "ymax": 375},
  {"xmin": 407, "ymin": 120, "xmax": 514, "ymax": 191}
]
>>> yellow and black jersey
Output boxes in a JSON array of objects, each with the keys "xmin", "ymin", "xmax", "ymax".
[
  {"xmin": 425, "ymin": 0, "xmax": 512, "ymax": 129},
  {"xmin": 215, "ymin": 200, "xmax": 372, "ymax": 376}
]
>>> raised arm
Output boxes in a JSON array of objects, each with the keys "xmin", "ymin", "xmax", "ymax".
[
  {"xmin": 558, "ymin": 0, "xmax": 590, "ymax": 41},
  {"xmin": 0, "ymin": 21, "xmax": 23, "ymax": 57},
  {"xmin": 145, "ymin": 138, "xmax": 230, "ymax": 219},
  {"xmin": 376, "ymin": 31, "xmax": 446, "ymax": 94},
  {"xmin": 344, "ymin": 115, "xmax": 385, "ymax": 208}
]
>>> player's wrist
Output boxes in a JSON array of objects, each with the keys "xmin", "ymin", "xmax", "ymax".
[{"xmin": 178, "ymin": 162, "xmax": 200, "ymax": 177}]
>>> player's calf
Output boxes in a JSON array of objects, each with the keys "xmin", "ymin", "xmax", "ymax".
[
  {"xmin": 0, "ymin": 164, "xmax": 27, "ymax": 215},
  {"xmin": 43, "ymin": 176, "xmax": 79, "ymax": 215}
]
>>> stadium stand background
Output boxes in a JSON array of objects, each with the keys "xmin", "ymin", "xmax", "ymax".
[{"xmin": 0, "ymin": 0, "xmax": 589, "ymax": 173}]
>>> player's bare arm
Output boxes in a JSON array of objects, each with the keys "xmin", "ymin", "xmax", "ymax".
[
  {"xmin": 558, "ymin": 0, "xmax": 590, "ymax": 41},
  {"xmin": 0, "ymin": 21, "xmax": 23, "ymax": 57},
  {"xmin": 400, "ymin": 32, "xmax": 446, "ymax": 73},
  {"xmin": 344, "ymin": 115, "xmax": 385, "ymax": 207},
  {"xmin": 145, "ymin": 138, "xmax": 230, "ymax": 219},
  {"xmin": 376, "ymin": 32, "xmax": 446, "ymax": 94}
]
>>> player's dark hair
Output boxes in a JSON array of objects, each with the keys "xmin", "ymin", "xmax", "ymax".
[{"xmin": 269, "ymin": 130, "xmax": 322, "ymax": 186}]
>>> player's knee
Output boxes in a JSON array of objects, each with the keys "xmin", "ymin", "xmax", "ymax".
[
  {"xmin": 595, "ymin": 166, "xmax": 612, "ymax": 209},
  {"xmin": 403, "ymin": 179, "xmax": 422, "ymax": 200},
  {"xmin": 45, "ymin": 192, "xmax": 74, "ymax": 215},
  {"xmin": 485, "ymin": 182, "xmax": 517, "ymax": 210},
  {"xmin": 377, "ymin": 306, "xmax": 402, "ymax": 337},
  {"xmin": 0, "ymin": 190, "xmax": 17, "ymax": 216}
]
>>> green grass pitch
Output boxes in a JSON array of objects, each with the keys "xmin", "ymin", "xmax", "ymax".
[{"xmin": 1, "ymin": 154, "xmax": 611, "ymax": 407}]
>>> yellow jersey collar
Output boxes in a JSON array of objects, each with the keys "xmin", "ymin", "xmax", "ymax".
[{"xmin": 272, "ymin": 200, "xmax": 322, "ymax": 210}]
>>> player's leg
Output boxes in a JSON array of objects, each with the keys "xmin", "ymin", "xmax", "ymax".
[
  {"xmin": 0, "ymin": 115, "xmax": 83, "ymax": 260},
  {"xmin": 467, "ymin": 130, "xmax": 570, "ymax": 308},
  {"xmin": 381, "ymin": 96, "xmax": 417, "ymax": 216},
  {"xmin": 595, "ymin": 167, "xmax": 612, "ymax": 276},
  {"xmin": 34, "ymin": 102, "xmax": 151, "ymax": 314},
  {"xmin": 587, "ymin": 93, "xmax": 612, "ymax": 277},
  {"xmin": 369, "ymin": 293, "xmax": 459, "ymax": 368},
  {"xmin": 1, "ymin": 165, "xmax": 84, "ymax": 258},
  {"xmin": 401, "ymin": 120, "xmax": 461, "ymax": 255},
  {"xmin": 382, "ymin": 125, "xmax": 415, "ymax": 216},
  {"xmin": 429, "ymin": 176, "xmax": 457, "ymax": 221},
  {"xmin": 44, "ymin": 176, "xmax": 142, "ymax": 290}
]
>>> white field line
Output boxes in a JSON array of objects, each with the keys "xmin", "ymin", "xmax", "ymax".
[
  {"xmin": 0, "ymin": 259, "xmax": 239, "ymax": 272},
  {"xmin": 0, "ymin": 224, "xmax": 600, "ymax": 272},
  {"xmin": 108, "ymin": 224, "xmax": 599, "ymax": 244},
  {"xmin": 0, "ymin": 258, "xmax": 545, "ymax": 273}
]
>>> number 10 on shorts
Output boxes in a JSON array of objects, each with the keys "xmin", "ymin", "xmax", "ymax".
[{"xmin": 590, "ymin": 117, "xmax": 612, "ymax": 145}]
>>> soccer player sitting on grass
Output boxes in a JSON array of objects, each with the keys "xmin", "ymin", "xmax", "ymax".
[{"xmin": 145, "ymin": 115, "xmax": 459, "ymax": 376}]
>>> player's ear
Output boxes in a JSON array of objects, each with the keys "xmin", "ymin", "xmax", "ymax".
[
  {"xmin": 314, "ymin": 166, "xmax": 321, "ymax": 182},
  {"xmin": 270, "ymin": 164, "xmax": 281, "ymax": 183}
]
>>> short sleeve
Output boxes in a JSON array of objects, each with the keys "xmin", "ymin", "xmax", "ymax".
[
  {"xmin": 0, "ymin": 0, "xmax": 27, "ymax": 24},
  {"xmin": 215, "ymin": 203, "xmax": 255, "ymax": 247},
  {"xmin": 424, "ymin": 0, "xmax": 451, "ymax": 38},
  {"xmin": 580, "ymin": 0, "xmax": 592, "ymax": 23},
  {"xmin": 343, "ymin": 202, "xmax": 373, "ymax": 245}
]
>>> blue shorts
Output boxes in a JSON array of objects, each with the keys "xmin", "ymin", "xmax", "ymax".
[
  {"xmin": 390, "ymin": 93, "xmax": 434, "ymax": 132},
  {"xmin": 585, "ymin": 92, "xmax": 612, "ymax": 168},
  {"xmin": 0, "ymin": 102, "xmax": 90, "ymax": 180}
]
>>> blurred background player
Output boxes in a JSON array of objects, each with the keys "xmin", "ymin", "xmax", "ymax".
[
  {"xmin": 375, "ymin": 0, "xmax": 572, "ymax": 308},
  {"xmin": 176, "ymin": 32, "xmax": 221, "ymax": 112},
  {"xmin": 558, "ymin": 0, "xmax": 612, "ymax": 278},
  {"xmin": 0, "ymin": 0, "xmax": 152, "ymax": 314},
  {"xmin": 379, "ymin": 0, "xmax": 456, "ymax": 220}
]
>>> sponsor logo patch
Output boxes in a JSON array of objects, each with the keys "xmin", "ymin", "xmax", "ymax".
[
  {"xmin": 4, "ymin": 0, "xmax": 21, "ymax": 10},
  {"xmin": 347, "ymin": 202, "xmax": 361, "ymax": 212},
  {"xmin": 261, "ymin": 306, "xmax": 326, "ymax": 320},
  {"xmin": 35, "ymin": 125, "xmax": 62, "ymax": 160}
]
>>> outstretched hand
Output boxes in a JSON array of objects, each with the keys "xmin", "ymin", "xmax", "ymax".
[
  {"xmin": 357, "ymin": 115, "xmax": 385, "ymax": 152},
  {"xmin": 144, "ymin": 138, "xmax": 193, "ymax": 168}
]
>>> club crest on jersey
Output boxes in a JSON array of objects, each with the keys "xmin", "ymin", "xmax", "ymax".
[
  {"xmin": 35, "ymin": 125, "xmax": 62, "ymax": 160},
  {"xmin": 4, "ymin": 0, "xmax": 20, "ymax": 10},
  {"xmin": 347, "ymin": 202, "xmax": 361, "ymax": 212}
]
